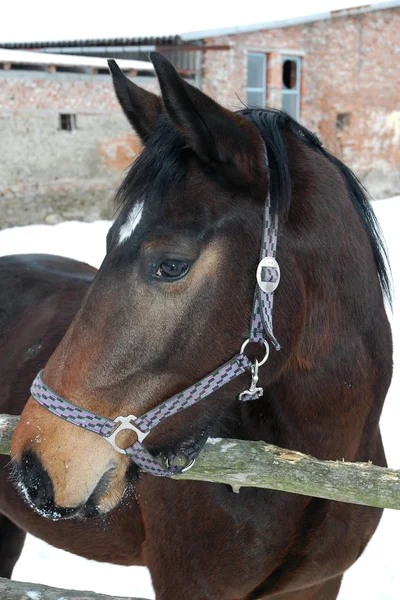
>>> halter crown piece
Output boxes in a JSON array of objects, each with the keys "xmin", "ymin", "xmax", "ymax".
[{"xmin": 30, "ymin": 155, "xmax": 281, "ymax": 477}]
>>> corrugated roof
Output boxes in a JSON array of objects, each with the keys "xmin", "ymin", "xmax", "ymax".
[
  {"xmin": 0, "ymin": 35, "xmax": 180, "ymax": 50},
  {"xmin": 1, "ymin": 1, "xmax": 398, "ymax": 48}
]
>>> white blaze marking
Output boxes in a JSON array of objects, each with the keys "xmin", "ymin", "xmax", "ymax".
[{"xmin": 118, "ymin": 201, "xmax": 144, "ymax": 245}]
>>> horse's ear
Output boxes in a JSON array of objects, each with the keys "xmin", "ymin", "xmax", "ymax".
[
  {"xmin": 150, "ymin": 52, "xmax": 265, "ymax": 178},
  {"xmin": 108, "ymin": 59, "xmax": 162, "ymax": 143}
]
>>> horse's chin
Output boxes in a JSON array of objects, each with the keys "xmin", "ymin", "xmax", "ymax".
[{"xmin": 82, "ymin": 461, "xmax": 139, "ymax": 519}]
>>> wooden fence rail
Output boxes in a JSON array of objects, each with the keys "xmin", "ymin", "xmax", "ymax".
[
  {"xmin": 0, "ymin": 576, "xmax": 145, "ymax": 599},
  {"xmin": 1, "ymin": 414, "xmax": 400, "ymax": 510}
]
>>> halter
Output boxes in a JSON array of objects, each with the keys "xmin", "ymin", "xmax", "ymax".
[{"xmin": 30, "ymin": 162, "xmax": 281, "ymax": 478}]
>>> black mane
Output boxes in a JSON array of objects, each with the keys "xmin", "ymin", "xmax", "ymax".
[
  {"xmin": 239, "ymin": 108, "xmax": 391, "ymax": 304},
  {"xmin": 115, "ymin": 107, "xmax": 391, "ymax": 304}
]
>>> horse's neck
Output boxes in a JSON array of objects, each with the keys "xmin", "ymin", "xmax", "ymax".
[{"xmin": 232, "ymin": 361, "xmax": 377, "ymax": 463}]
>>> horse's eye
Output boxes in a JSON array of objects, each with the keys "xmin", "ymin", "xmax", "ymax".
[{"xmin": 155, "ymin": 260, "xmax": 191, "ymax": 281}]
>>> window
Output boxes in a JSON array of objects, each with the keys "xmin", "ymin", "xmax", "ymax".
[
  {"xmin": 246, "ymin": 53, "xmax": 266, "ymax": 108},
  {"xmin": 281, "ymin": 57, "xmax": 301, "ymax": 121},
  {"xmin": 336, "ymin": 112, "xmax": 351, "ymax": 130},
  {"xmin": 59, "ymin": 114, "xmax": 77, "ymax": 131}
]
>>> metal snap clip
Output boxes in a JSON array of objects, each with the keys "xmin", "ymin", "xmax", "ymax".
[
  {"xmin": 238, "ymin": 360, "xmax": 264, "ymax": 401},
  {"xmin": 239, "ymin": 339, "xmax": 270, "ymax": 401}
]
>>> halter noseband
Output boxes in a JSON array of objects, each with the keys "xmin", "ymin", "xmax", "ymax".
[{"xmin": 30, "ymin": 161, "xmax": 281, "ymax": 478}]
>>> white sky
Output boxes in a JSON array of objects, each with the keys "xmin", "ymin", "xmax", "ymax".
[{"xmin": 0, "ymin": 0, "xmax": 390, "ymax": 43}]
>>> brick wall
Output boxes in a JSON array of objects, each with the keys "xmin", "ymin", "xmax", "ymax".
[
  {"xmin": 0, "ymin": 9, "xmax": 398, "ymax": 230},
  {"xmin": 202, "ymin": 7, "xmax": 400, "ymax": 198},
  {"xmin": 0, "ymin": 72, "xmax": 158, "ymax": 228}
]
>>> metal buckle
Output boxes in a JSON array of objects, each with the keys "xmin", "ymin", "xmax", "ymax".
[
  {"xmin": 105, "ymin": 415, "xmax": 149, "ymax": 454},
  {"xmin": 256, "ymin": 257, "xmax": 280, "ymax": 293}
]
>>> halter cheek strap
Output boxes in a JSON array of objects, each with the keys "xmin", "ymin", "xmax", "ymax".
[
  {"xmin": 250, "ymin": 204, "xmax": 280, "ymax": 351},
  {"xmin": 30, "ymin": 157, "xmax": 281, "ymax": 478}
]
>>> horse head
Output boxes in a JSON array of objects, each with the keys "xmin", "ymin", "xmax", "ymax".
[
  {"xmin": 11, "ymin": 53, "xmax": 302, "ymax": 518},
  {"xmin": 11, "ymin": 52, "xmax": 391, "ymax": 527}
]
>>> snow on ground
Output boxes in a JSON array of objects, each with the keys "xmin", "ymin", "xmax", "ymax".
[
  {"xmin": 0, "ymin": 198, "xmax": 399, "ymax": 599},
  {"xmin": 0, "ymin": 221, "xmax": 112, "ymax": 270}
]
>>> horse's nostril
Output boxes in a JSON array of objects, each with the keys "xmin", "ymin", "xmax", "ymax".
[{"xmin": 19, "ymin": 449, "xmax": 55, "ymax": 512}]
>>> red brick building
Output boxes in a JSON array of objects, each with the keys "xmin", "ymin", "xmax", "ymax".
[
  {"xmin": 1, "ymin": 2, "xmax": 399, "ymax": 227},
  {"xmin": 198, "ymin": 2, "xmax": 400, "ymax": 199}
]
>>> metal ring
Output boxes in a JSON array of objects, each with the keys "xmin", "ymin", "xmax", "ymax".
[
  {"xmin": 181, "ymin": 457, "xmax": 196, "ymax": 472},
  {"xmin": 240, "ymin": 339, "xmax": 270, "ymax": 366},
  {"xmin": 166, "ymin": 456, "xmax": 196, "ymax": 473}
]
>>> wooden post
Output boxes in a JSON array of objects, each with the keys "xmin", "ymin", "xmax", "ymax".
[{"xmin": 0, "ymin": 414, "xmax": 19, "ymax": 455}]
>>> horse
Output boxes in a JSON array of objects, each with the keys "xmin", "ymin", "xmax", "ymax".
[{"xmin": 0, "ymin": 52, "xmax": 392, "ymax": 599}]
